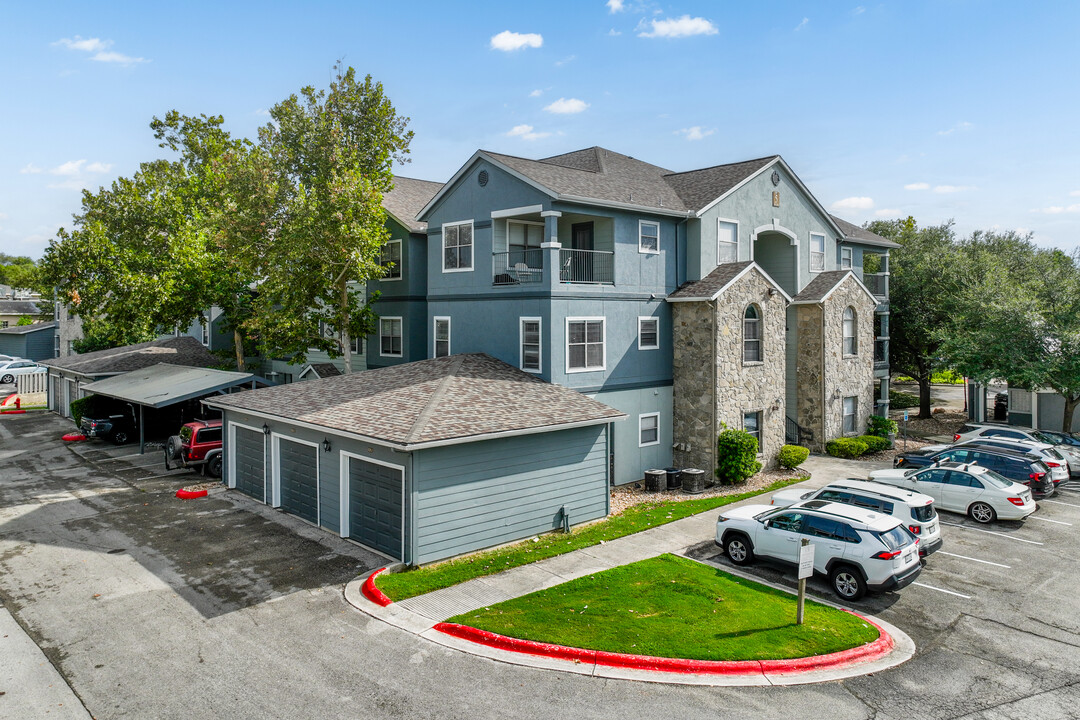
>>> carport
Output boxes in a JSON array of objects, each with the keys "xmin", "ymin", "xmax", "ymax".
[{"xmin": 81, "ymin": 363, "xmax": 260, "ymax": 454}]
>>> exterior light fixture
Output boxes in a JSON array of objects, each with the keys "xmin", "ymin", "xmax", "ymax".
[
  {"xmin": 322, "ymin": 438, "xmax": 332, "ymax": 453},
  {"xmin": 262, "ymin": 424, "xmax": 270, "ymax": 435}
]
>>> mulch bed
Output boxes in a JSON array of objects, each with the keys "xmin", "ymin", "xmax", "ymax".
[{"xmin": 610, "ymin": 467, "xmax": 809, "ymax": 515}]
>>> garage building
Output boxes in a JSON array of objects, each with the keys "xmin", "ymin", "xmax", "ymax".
[{"xmin": 205, "ymin": 353, "xmax": 625, "ymax": 565}]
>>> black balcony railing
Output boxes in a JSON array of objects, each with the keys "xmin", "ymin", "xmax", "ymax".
[
  {"xmin": 492, "ymin": 249, "xmax": 544, "ymax": 285},
  {"xmin": 559, "ymin": 248, "xmax": 614, "ymax": 284},
  {"xmin": 863, "ymin": 272, "xmax": 887, "ymax": 298}
]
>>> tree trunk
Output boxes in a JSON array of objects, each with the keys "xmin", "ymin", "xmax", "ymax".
[
  {"xmin": 233, "ymin": 329, "xmax": 245, "ymax": 372},
  {"xmin": 1063, "ymin": 395, "xmax": 1080, "ymax": 434},
  {"xmin": 918, "ymin": 372, "xmax": 933, "ymax": 419},
  {"xmin": 340, "ymin": 275, "xmax": 352, "ymax": 375}
]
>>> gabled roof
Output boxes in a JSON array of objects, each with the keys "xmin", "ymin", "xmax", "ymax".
[
  {"xmin": 0, "ymin": 300, "xmax": 44, "ymax": 316},
  {"xmin": 791, "ymin": 270, "xmax": 877, "ymax": 305},
  {"xmin": 0, "ymin": 321, "xmax": 56, "ymax": 335},
  {"xmin": 663, "ymin": 156, "xmax": 779, "ymax": 212},
  {"xmin": 205, "ymin": 353, "xmax": 625, "ymax": 450},
  {"xmin": 667, "ymin": 261, "xmax": 793, "ymax": 303},
  {"xmin": 830, "ymin": 215, "xmax": 902, "ymax": 249},
  {"xmin": 299, "ymin": 362, "xmax": 342, "ymax": 380},
  {"xmin": 81, "ymin": 363, "xmax": 256, "ymax": 409},
  {"xmin": 383, "ymin": 176, "xmax": 444, "ymax": 233},
  {"xmin": 40, "ymin": 336, "xmax": 220, "ymax": 377}
]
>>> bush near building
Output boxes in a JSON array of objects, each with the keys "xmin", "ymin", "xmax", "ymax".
[
  {"xmin": 889, "ymin": 389, "xmax": 919, "ymax": 409},
  {"xmin": 778, "ymin": 444, "xmax": 810, "ymax": 469},
  {"xmin": 826, "ymin": 438, "xmax": 869, "ymax": 459},
  {"xmin": 715, "ymin": 428, "xmax": 762, "ymax": 485}
]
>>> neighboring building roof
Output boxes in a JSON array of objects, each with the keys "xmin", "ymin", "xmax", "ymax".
[
  {"xmin": 663, "ymin": 156, "xmax": 779, "ymax": 212},
  {"xmin": 830, "ymin": 215, "xmax": 901, "ymax": 249},
  {"xmin": 206, "ymin": 353, "xmax": 626, "ymax": 450},
  {"xmin": 40, "ymin": 336, "xmax": 220, "ymax": 377},
  {"xmin": 383, "ymin": 176, "xmax": 445, "ymax": 233},
  {"xmin": 0, "ymin": 321, "xmax": 56, "ymax": 335},
  {"xmin": 81, "ymin": 363, "xmax": 256, "ymax": 409},
  {"xmin": 667, "ymin": 261, "xmax": 793, "ymax": 304},
  {"xmin": 791, "ymin": 270, "xmax": 877, "ymax": 305},
  {"xmin": 299, "ymin": 362, "xmax": 342, "ymax": 380},
  {"xmin": 0, "ymin": 300, "xmax": 43, "ymax": 316}
]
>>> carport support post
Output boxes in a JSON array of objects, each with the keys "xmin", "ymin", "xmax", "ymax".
[{"xmin": 139, "ymin": 405, "xmax": 144, "ymax": 455}]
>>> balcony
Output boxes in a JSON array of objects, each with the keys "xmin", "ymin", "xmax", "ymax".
[
  {"xmin": 863, "ymin": 272, "xmax": 888, "ymax": 298},
  {"xmin": 493, "ymin": 249, "xmax": 544, "ymax": 286},
  {"xmin": 874, "ymin": 337, "xmax": 889, "ymax": 369},
  {"xmin": 559, "ymin": 248, "xmax": 614, "ymax": 285}
]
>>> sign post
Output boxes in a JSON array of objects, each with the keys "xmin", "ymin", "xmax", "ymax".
[
  {"xmin": 903, "ymin": 411, "xmax": 909, "ymax": 450},
  {"xmin": 797, "ymin": 539, "xmax": 814, "ymax": 625}
]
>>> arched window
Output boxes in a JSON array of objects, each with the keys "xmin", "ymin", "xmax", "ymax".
[
  {"xmin": 743, "ymin": 305, "xmax": 761, "ymax": 362},
  {"xmin": 843, "ymin": 307, "xmax": 858, "ymax": 355}
]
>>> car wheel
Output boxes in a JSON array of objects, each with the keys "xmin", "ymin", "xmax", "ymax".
[
  {"xmin": 0, "ymin": 374, "xmax": 12, "ymax": 384},
  {"xmin": 724, "ymin": 534, "xmax": 754, "ymax": 566},
  {"xmin": 113, "ymin": 431, "xmax": 128, "ymax": 445},
  {"xmin": 969, "ymin": 502, "xmax": 996, "ymax": 524},
  {"xmin": 207, "ymin": 455, "xmax": 222, "ymax": 479},
  {"xmin": 829, "ymin": 565, "xmax": 867, "ymax": 601}
]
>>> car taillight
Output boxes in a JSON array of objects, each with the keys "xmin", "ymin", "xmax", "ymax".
[
  {"xmin": 871, "ymin": 550, "xmax": 902, "ymax": 560},
  {"xmin": 1008, "ymin": 497, "xmax": 1025, "ymax": 506},
  {"xmin": 1047, "ymin": 462, "xmax": 1062, "ymax": 468},
  {"xmin": 1029, "ymin": 472, "xmax": 1045, "ymax": 483},
  {"xmin": 908, "ymin": 525, "xmax": 921, "ymax": 534},
  {"xmin": 954, "ymin": 434, "xmax": 961, "ymax": 442}
]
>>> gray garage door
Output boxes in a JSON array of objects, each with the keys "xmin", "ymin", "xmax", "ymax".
[
  {"xmin": 348, "ymin": 458, "xmax": 402, "ymax": 559},
  {"xmin": 278, "ymin": 439, "xmax": 318, "ymax": 524},
  {"xmin": 51, "ymin": 375, "xmax": 60, "ymax": 413},
  {"xmin": 233, "ymin": 426, "xmax": 265, "ymax": 501}
]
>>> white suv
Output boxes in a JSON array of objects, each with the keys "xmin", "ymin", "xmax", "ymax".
[
  {"xmin": 770, "ymin": 479, "xmax": 942, "ymax": 557},
  {"xmin": 715, "ymin": 502, "xmax": 923, "ymax": 600}
]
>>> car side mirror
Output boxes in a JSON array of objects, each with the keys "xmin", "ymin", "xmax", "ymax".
[{"xmin": 762, "ymin": 521, "xmax": 770, "ymax": 530}]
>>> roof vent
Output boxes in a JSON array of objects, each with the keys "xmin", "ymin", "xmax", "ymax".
[{"xmin": 478, "ymin": 170, "xmax": 489, "ymax": 187}]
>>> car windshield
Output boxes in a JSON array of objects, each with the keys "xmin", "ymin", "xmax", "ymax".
[
  {"xmin": 1046, "ymin": 448, "xmax": 1065, "ymax": 460},
  {"xmin": 903, "ymin": 468, "xmax": 920, "ymax": 477},
  {"xmin": 1033, "ymin": 431, "xmax": 1062, "ymax": 445},
  {"xmin": 874, "ymin": 526, "xmax": 912, "ymax": 551},
  {"xmin": 911, "ymin": 504, "xmax": 936, "ymax": 522},
  {"xmin": 977, "ymin": 469, "xmax": 1014, "ymax": 489}
]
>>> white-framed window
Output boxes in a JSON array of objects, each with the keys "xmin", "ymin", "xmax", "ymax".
[
  {"xmin": 638, "ymin": 220, "xmax": 660, "ymax": 254},
  {"xmin": 442, "ymin": 220, "xmax": 474, "ymax": 272},
  {"xmin": 507, "ymin": 220, "xmax": 544, "ymax": 252},
  {"xmin": 840, "ymin": 246, "xmax": 852, "ymax": 269},
  {"xmin": 843, "ymin": 396, "xmax": 858, "ymax": 434},
  {"xmin": 381, "ymin": 239, "xmax": 402, "ymax": 280},
  {"xmin": 351, "ymin": 336, "xmax": 362, "ymax": 355},
  {"xmin": 810, "ymin": 232, "xmax": 826, "ymax": 272},
  {"xmin": 743, "ymin": 305, "xmax": 761, "ymax": 362},
  {"xmin": 639, "ymin": 412, "xmax": 660, "ymax": 447},
  {"xmin": 434, "ymin": 316, "xmax": 450, "ymax": 358},
  {"xmin": 379, "ymin": 317, "xmax": 402, "ymax": 357},
  {"xmin": 843, "ymin": 306, "xmax": 858, "ymax": 355},
  {"xmin": 201, "ymin": 321, "xmax": 210, "ymax": 346},
  {"xmin": 54, "ymin": 335, "xmax": 60, "ymax": 357},
  {"xmin": 743, "ymin": 411, "xmax": 762, "ymax": 448},
  {"xmin": 717, "ymin": 219, "xmax": 738, "ymax": 264},
  {"xmin": 638, "ymin": 316, "xmax": 659, "ymax": 350},
  {"xmin": 566, "ymin": 317, "xmax": 605, "ymax": 372},
  {"xmin": 520, "ymin": 317, "xmax": 542, "ymax": 373}
]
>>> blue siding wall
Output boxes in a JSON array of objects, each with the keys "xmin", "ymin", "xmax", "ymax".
[
  {"xmin": 0, "ymin": 325, "xmax": 54, "ymax": 361},
  {"xmin": 591, "ymin": 386, "xmax": 672, "ymax": 485},
  {"xmin": 412, "ymin": 425, "xmax": 609, "ymax": 565}
]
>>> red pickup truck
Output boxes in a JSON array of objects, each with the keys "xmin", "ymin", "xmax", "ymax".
[{"xmin": 165, "ymin": 419, "xmax": 223, "ymax": 477}]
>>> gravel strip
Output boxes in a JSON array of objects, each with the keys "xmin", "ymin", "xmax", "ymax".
[{"xmin": 610, "ymin": 468, "xmax": 809, "ymax": 516}]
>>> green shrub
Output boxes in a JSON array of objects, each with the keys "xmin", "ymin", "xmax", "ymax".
[
  {"xmin": 889, "ymin": 389, "xmax": 919, "ymax": 409},
  {"xmin": 856, "ymin": 435, "xmax": 890, "ymax": 453},
  {"xmin": 69, "ymin": 394, "xmax": 99, "ymax": 428},
  {"xmin": 778, "ymin": 444, "xmax": 810, "ymax": 469},
  {"xmin": 866, "ymin": 414, "xmax": 898, "ymax": 438},
  {"xmin": 826, "ymin": 438, "xmax": 869, "ymax": 459},
  {"xmin": 715, "ymin": 429, "xmax": 762, "ymax": 485}
]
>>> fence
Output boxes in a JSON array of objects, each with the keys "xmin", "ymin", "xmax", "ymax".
[{"xmin": 16, "ymin": 370, "xmax": 48, "ymax": 394}]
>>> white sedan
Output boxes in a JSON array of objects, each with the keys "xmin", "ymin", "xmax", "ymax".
[
  {"xmin": 869, "ymin": 461, "xmax": 1035, "ymax": 523},
  {"xmin": 0, "ymin": 359, "xmax": 45, "ymax": 385}
]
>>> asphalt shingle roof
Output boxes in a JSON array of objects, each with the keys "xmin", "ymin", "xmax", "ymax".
[
  {"xmin": 383, "ymin": 176, "xmax": 444, "ymax": 232},
  {"xmin": 830, "ymin": 215, "xmax": 901, "ymax": 248},
  {"xmin": 207, "ymin": 353, "xmax": 625, "ymax": 449},
  {"xmin": 0, "ymin": 300, "xmax": 44, "ymax": 316},
  {"xmin": 303, "ymin": 362, "xmax": 342, "ymax": 378},
  {"xmin": 663, "ymin": 157, "xmax": 779, "ymax": 212},
  {"xmin": 668, "ymin": 261, "xmax": 754, "ymax": 301},
  {"xmin": 0, "ymin": 321, "xmax": 56, "ymax": 335},
  {"xmin": 40, "ymin": 336, "xmax": 220, "ymax": 376},
  {"xmin": 792, "ymin": 271, "xmax": 853, "ymax": 303}
]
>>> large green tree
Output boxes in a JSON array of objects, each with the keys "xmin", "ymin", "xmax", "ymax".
[
  {"xmin": 246, "ymin": 64, "xmax": 413, "ymax": 372},
  {"xmin": 866, "ymin": 217, "xmax": 960, "ymax": 419},
  {"xmin": 0, "ymin": 255, "xmax": 38, "ymax": 292}
]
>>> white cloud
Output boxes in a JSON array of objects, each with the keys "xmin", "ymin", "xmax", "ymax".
[
  {"xmin": 794, "ymin": 17, "xmax": 809, "ymax": 31},
  {"xmin": 19, "ymin": 164, "xmax": 43, "ymax": 175},
  {"xmin": 853, "ymin": 6, "xmax": 866, "ymax": 14},
  {"xmin": 831, "ymin": 196, "xmax": 875, "ymax": 210},
  {"xmin": 1031, "ymin": 204, "xmax": 1080, "ymax": 215},
  {"xmin": 490, "ymin": 31, "xmax": 543, "ymax": 51},
  {"xmin": 51, "ymin": 160, "xmax": 86, "ymax": 176},
  {"xmin": 937, "ymin": 121, "xmax": 973, "ymax": 136},
  {"xmin": 529, "ymin": 89, "xmax": 543, "ymax": 97},
  {"xmin": 933, "ymin": 185, "xmax": 975, "ymax": 194},
  {"xmin": 638, "ymin": 15, "xmax": 718, "ymax": 38},
  {"xmin": 1070, "ymin": 190, "xmax": 1080, "ymax": 197},
  {"xmin": 506, "ymin": 124, "xmax": 551, "ymax": 141},
  {"xmin": 54, "ymin": 35, "xmax": 147, "ymax": 65},
  {"xmin": 874, "ymin": 208, "xmax": 902, "ymax": 217},
  {"xmin": 675, "ymin": 126, "xmax": 715, "ymax": 141},
  {"xmin": 0, "ymin": 213, "xmax": 8, "ymax": 220},
  {"xmin": 607, "ymin": 0, "xmax": 624, "ymax": 12},
  {"xmin": 608, "ymin": 28, "xmax": 622, "ymax": 36},
  {"xmin": 255, "ymin": 108, "xmax": 270, "ymax": 116},
  {"xmin": 544, "ymin": 97, "xmax": 589, "ymax": 114},
  {"xmin": 555, "ymin": 55, "xmax": 576, "ymax": 66},
  {"xmin": 85, "ymin": 162, "xmax": 113, "ymax": 173},
  {"xmin": 91, "ymin": 50, "xmax": 146, "ymax": 65},
  {"xmin": 47, "ymin": 179, "xmax": 91, "ymax": 191},
  {"xmin": 904, "ymin": 182, "xmax": 930, "ymax": 190}
]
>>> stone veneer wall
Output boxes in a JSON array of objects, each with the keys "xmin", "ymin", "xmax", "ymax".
[
  {"xmin": 672, "ymin": 269, "xmax": 787, "ymax": 472},
  {"xmin": 821, "ymin": 279, "xmax": 876, "ymax": 440},
  {"xmin": 795, "ymin": 304, "xmax": 825, "ymax": 451}
]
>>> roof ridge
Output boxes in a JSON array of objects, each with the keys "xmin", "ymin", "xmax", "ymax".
[
  {"xmin": 403, "ymin": 354, "xmax": 466, "ymax": 444},
  {"xmin": 662, "ymin": 155, "xmax": 779, "ymax": 178},
  {"xmin": 391, "ymin": 175, "xmax": 445, "ymax": 186}
]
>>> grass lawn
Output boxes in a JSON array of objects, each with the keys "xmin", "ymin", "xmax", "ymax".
[
  {"xmin": 376, "ymin": 477, "xmax": 804, "ymax": 601},
  {"xmin": 447, "ymin": 554, "xmax": 879, "ymax": 661}
]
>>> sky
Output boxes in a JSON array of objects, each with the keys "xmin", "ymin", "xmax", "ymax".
[{"xmin": 3, "ymin": 1, "xmax": 1079, "ymax": 260}]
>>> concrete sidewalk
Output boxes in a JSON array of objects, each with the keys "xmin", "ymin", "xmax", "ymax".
[{"xmin": 0, "ymin": 607, "xmax": 91, "ymax": 720}]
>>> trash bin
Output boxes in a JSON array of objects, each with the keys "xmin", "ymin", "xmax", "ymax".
[
  {"xmin": 681, "ymin": 468, "xmax": 706, "ymax": 494},
  {"xmin": 665, "ymin": 467, "xmax": 682, "ymax": 490},
  {"xmin": 644, "ymin": 469, "xmax": 666, "ymax": 492}
]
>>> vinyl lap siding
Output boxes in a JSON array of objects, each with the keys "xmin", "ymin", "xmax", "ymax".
[{"xmin": 413, "ymin": 426, "xmax": 608, "ymax": 565}]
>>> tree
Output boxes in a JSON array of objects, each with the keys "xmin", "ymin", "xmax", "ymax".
[
  {"xmin": 16, "ymin": 315, "xmax": 34, "ymax": 326},
  {"xmin": 246, "ymin": 64, "xmax": 412, "ymax": 372},
  {"xmin": 866, "ymin": 217, "xmax": 960, "ymax": 419},
  {"xmin": 0, "ymin": 256, "xmax": 38, "ymax": 292}
]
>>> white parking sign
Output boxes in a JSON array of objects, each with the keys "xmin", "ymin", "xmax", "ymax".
[{"xmin": 798, "ymin": 543, "xmax": 815, "ymax": 579}]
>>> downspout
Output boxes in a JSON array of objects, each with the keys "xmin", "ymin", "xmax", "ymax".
[{"xmin": 675, "ymin": 218, "xmax": 687, "ymax": 290}]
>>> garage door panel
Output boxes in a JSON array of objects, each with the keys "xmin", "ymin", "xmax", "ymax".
[
  {"xmin": 279, "ymin": 439, "xmax": 318, "ymax": 524},
  {"xmin": 233, "ymin": 426, "xmax": 265, "ymax": 500},
  {"xmin": 348, "ymin": 458, "xmax": 402, "ymax": 560}
]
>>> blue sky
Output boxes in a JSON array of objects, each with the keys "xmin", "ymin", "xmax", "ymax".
[{"xmin": 3, "ymin": 1, "xmax": 1079, "ymax": 259}]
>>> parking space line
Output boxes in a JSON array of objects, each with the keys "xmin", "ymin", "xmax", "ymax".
[
  {"xmin": 1028, "ymin": 516, "xmax": 1073, "ymax": 526},
  {"xmin": 1043, "ymin": 499, "xmax": 1080, "ymax": 509},
  {"xmin": 939, "ymin": 521, "xmax": 1045, "ymax": 545},
  {"xmin": 937, "ymin": 551, "xmax": 1011, "ymax": 568},
  {"xmin": 913, "ymin": 581, "xmax": 972, "ymax": 599},
  {"xmin": 135, "ymin": 472, "xmax": 188, "ymax": 481}
]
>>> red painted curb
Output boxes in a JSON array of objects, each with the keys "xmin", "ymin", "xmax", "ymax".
[
  {"xmin": 1, "ymin": 393, "xmax": 15, "ymax": 406},
  {"xmin": 362, "ymin": 568, "xmax": 394, "ymax": 607},
  {"xmin": 434, "ymin": 611, "xmax": 895, "ymax": 676},
  {"xmin": 62, "ymin": 433, "xmax": 87, "ymax": 442},
  {"xmin": 0, "ymin": 409, "xmax": 26, "ymax": 414},
  {"xmin": 175, "ymin": 489, "xmax": 208, "ymax": 499}
]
